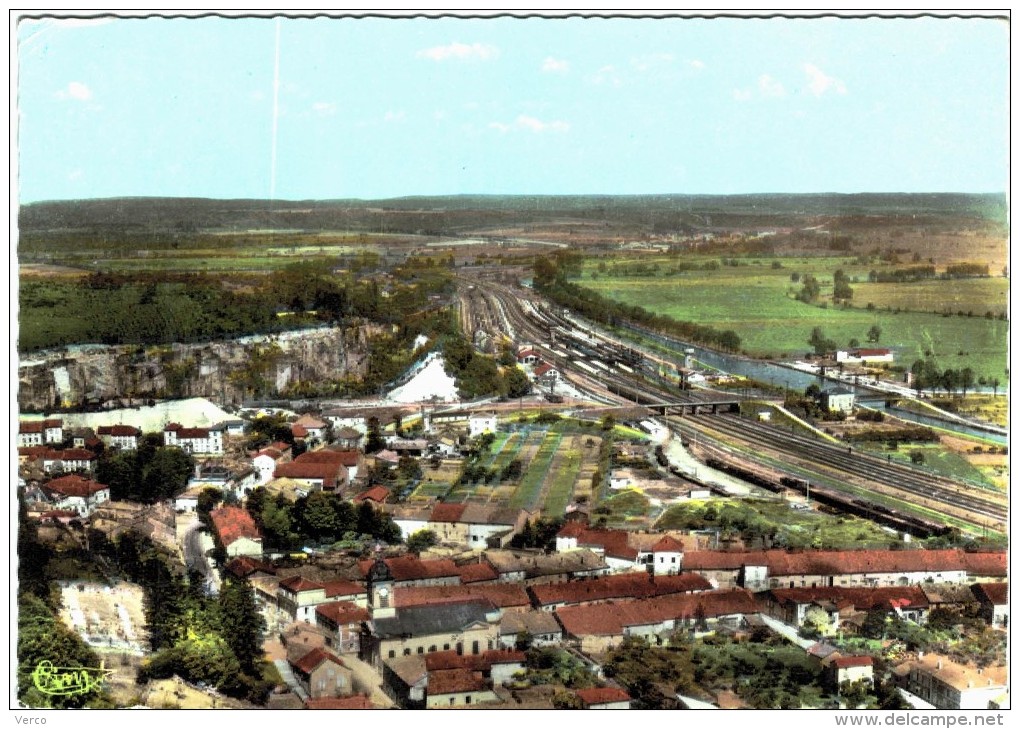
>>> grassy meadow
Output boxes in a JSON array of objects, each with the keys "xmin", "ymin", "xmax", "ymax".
[{"xmin": 579, "ymin": 256, "xmax": 1008, "ymax": 383}]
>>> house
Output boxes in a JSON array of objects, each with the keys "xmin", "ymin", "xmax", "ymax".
[
  {"xmin": 174, "ymin": 485, "xmax": 209, "ymax": 513},
  {"xmin": 41, "ymin": 448, "xmax": 97, "ymax": 474},
  {"xmin": 498, "ymin": 610, "xmax": 563, "ymax": 649},
  {"xmin": 224, "ymin": 556, "xmax": 277, "ymax": 581},
  {"xmin": 293, "ymin": 414, "xmax": 329, "ymax": 444},
  {"xmin": 609, "ymin": 469, "xmax": 635, "ymax": 491},
  {"xmin": 427, "ymin": 503, "xmax": 530, "ymax": 549},
  {"xmin": 971, "ymin": 582, "xmax": 1008, "ymax": 628},
  {"xmin": 289, "ymin": 647, "xmax": 354, "ymax": 699},
  {"xmin": 209, "ymin": 505, "xmax": 262, "ymax": 558},
  {"xmin": 831, "ymin": 656, "xmax": 874, "ymax": 689},
  {"xmin": 357, "ymin": 554, "xmax": 462, "ymax": 589},
  {"xmin": 334, "ymin": 427, "xmax": 362, "ymax": 450},
  {"xmin": 96, "ymin": 425, "xmax": 141, "ymax": 450},
  {"xmin": 425, "ymin": 668, "xmax": 498, "ymax": 709},
  {"xmin": 273, "ymin": 461, "xmax": 348, "ymax": 493},
  {"xmin": 253, "ymin": 447, "xmax": 289, "ymax": 485},
  {"xmin": 555, "ymin": 588, "xmax": 760, "ymax": 653},
  {"xmin": 315, "ymin": 602, "xmax": 371, "ymax": 655},
  {"xmin": 353, "ymin": 485, "xmax": 391, "ymax": 506},
  {"xmin": 304, "ymin": 448, "xmax": 362, "ymax": 481},
  {"xmin": 218, "ymin": 419, "xmax": 246, "ymax": 438},
  {"xmin": 484, "ymin": 549, "xmax": 611, "ymax": 585},
  {"xmin": 424, "ymin": 649, "xmax": 526, "ymax": 686},
  {"xmin": 821, "ymin": 387, "xmax": 856, "ymax": 414},
  {"xmin": 762, "ymin": 586, "xmax": 930, "ymax": 630},
  {"xmin": 533, "ymin": 363, "xmax": 560, "ymax": 381},
  {"xmin": 277, "ymin": 576, "xmax": 367, "ymax": 622},
  {"xmin": 18, "ymin": 419, "xmax": 64, "ymax": 447},
  {"xmin": 575, "ymin": 686, "xmax": 631, "ymax": 709},
  {"xmin": 388, "ymin": 438, "xmax": 429, "ymax": 457},
  {"xmin": 905, "ymin": 654, "xmax": 1008, "ymax": 710},
  {"xmin": 163, "ymin": 423, "xmax": 224, "ymax": 455},
  {"xmin": 322, "ymin": 406, "xmax": 405, "ymax": 435},
  {"xmin": 529, "ymin": 572, "xmax": 711, "ymax": 611},
  {"xmin": 457, "ymin": 561, "xmax": 499, "ymax": 585},
  {"xmin": 516, "ymin": 349, "xmax": 540, "ymax": 366},
  {"xmin": 384, "ymin": 504, "xmax": 433, "ymax": 540},
  {"xmin": 468, "ymin": 412, "xmax": 498, "ymax": 438},
  {"xmin": 836, "ymin": 348, "xmax": 894, "ymax": 364},
  {"xmin": 648, "ymin": 535, "xmax": 686, "ymax": 575},
  {"xmin": 40, "ymin": 474, "xmax": 110, "ymax": 517},
  {"xmin": 263, "ymin": 477, "xmax": 314, "ymax": 502},
  {"xmin": 383, "ymin": 655, "xmax": 428, "ymax": 709}
]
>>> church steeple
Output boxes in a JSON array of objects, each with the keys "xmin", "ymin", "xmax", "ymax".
[{"xmin": 367, "ymin": 550, "xmax": 395, "ymax": 618}]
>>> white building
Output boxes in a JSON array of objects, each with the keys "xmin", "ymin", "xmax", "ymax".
[
  {"xmin": 163, "ymin": 423, "xmax": 225, "ymax": 455},
  {"xmin": 468, "ymin": 412, "xmax": 498, "ymax": 438},
  {"xmin": 41, "ymin": 474, "xmax": 110, "ymax": 518}
]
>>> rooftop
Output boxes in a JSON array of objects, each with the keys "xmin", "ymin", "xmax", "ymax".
[
  {"xmin": 209, "ymin": 506, "xmax": 261, "ymax": 547},
  {"xmin": 530, "ymin": 572, "xmax": 711, "ymax": 608},
  {"xmin": 372, "ymin": 599, "xmax": 492, "ymax": 639}
]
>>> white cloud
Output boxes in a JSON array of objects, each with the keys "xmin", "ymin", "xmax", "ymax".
[
  {"xmin": 732, "ymin": 88, "xmax": 753, "ymax": 102},
  {"xmin": 804, "ymin": 63, "xmax": 847, "ymax": 97},
  {"xmin": 590, "ymin": 65, "xmax": 622, "ymax": 87},
  {"xmin": 689, "ymin": 59, "xmax": 706, "ymax": 71},
  {"xmin": 383, "ymin": 110, "xmax": 406, "ymax": 122},
  {"xmin": 490, "ymin": 115, "xmax": 569, "ymax": 134},
  {"xmin": 758, "ymin": 74, "xmax": 786, "ymax": 98},
  {"xmin": 631, "ymin": 53, "xmax": 674, "ymax": 72},
  {"xmin": 54, "ymin": 81, "xmax": 92, "ymax": 101},
  {"xmin": 66, "ymin": 168, "xmax": 83, "ymax": 181},
  {"xmin": 542, "ymin": 57, "xmax": 570, "ymax": 73},
  {"xmin": 417, "ymin": 42, "xmax": 498, "ymax": 62},
  {"xmin": 312, "ymin": 101, "xmax": 336, "ymax": 116}
]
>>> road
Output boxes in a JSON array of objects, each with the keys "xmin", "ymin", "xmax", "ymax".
[{"xmin": 182, "ymin": 518, "xmax": 220, "ymax": 596}]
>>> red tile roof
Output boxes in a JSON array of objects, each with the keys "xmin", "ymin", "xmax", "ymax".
[
  {"xmin": 652, "ymin": 535, "xmax": 686, "ymax": 553},
  {"xmin": 425, "ymin": 649, "xmax": 525, "ymax": 672},
  {"xmin": 280, "ymin": 576, "xmax": 325, "ymax": 593},
  {"xmin": 315, "ymin": 602, "xmax": 371, "ymax": 626},
  {"xmin": 530, "ymin": 572, "xmax": 711, "ymax": 608},
  {"xmin": 358, "ymin": 555, "xmax": 461, "ymax": 583},
  {"xmin": 45, "ymin": 448, "xmax": 97, "ymax": 461},
  {"xmin": 768, "ymin": 586, "xmax": 929, "ymax": 611},
  {"xmin": 534, "ymin": 363, "xmax": 556, "ymax": 377},
  {"xmin": 575, "ymin": 687, "xmax": 631, "ymax": 706},
  {"xmin": 291, "ymin": 424, "xmax": 309, "ymax": 438},
  {"xmin": 324, "ymin": 580, "xmax": 367, "ymax": 598},
  {"xmin": 270, "ymin": 441, "xmax": 292, "ymax": 453},
  {"xmin": 555, "ymin": 588, "xmax": 759, "ymax": 637},
  {"xmin": 354, "ymin": 485, "xmax": 391, "ymax": 504},
  {"xmin": 290, "ymin": 647, "xmax": 346, "ymax": 675},
  {"xmin": 683, "ymin": 549, "xmax": 1006, "ymax": 578},
  {"xmin": 301, "ymin": 449, "xmax": 361, "ymax": 467},
  {"xmin": 97, "ymin": 425, "xmax": 141, "ymax": 436},
  {"xmin": 210, "ymin": 506, "xmax": 262, "ymax": 547},
  {"xmin": 557, "ymin": 521, "xmax": 587, "ymax": 539},
  {"xmin": 225, "ymin": 556, "xmax": 276, "ymax": 578},
  {"xmin": 427, "ymin": 668, "xmax": 486, "ymax": 695},
  {"xmin": 852, "ymin": 348, "xmax": 891, "ymax": 357},
  {"xmin": 165, "ymin": 424, "xmax": 211, "ymax": 439},
  {"xmin": 833, "ymin": 656, "xmax": 874, "ymax": 669},
  {"xmin": 972, "ymin": 582, "xmax": 1008, "ymax": 605},
  {"xmin": 574, "ymin": 528, "xmax": 639, "ymax": 561},
  {"xmin": 43, "ymin": 474, "xmax": 109, "ymax": 498},
  {"xmin": 274, "ymin": 461, "xmax": 344, "ymax": 489},
  {"xmin": 458, "ymin": 562, "xmax": 499, "ymax": 584},
  {"xmin": 430, "ymin": 502, "xmax": 468, "ymax": 523},
  {"xmin": 256, "ymin": 447, "xmax": 284, "ymax": 460},
  {"xmin": 19, "ymin": 446, "xmax": 49, "ymax": 458},
  {"xmin": 395, "ymin": 583, "xmax": 529, "ymax": 610},
  {"xmin": 306, "ymin": 695, "xmax": 374, "ymax": 710},
  {"xmin": 19, "ymin": 421, "xmax": 44, "ymax": 434}
]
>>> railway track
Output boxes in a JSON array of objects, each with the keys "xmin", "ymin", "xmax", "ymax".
[{"xmin": 669, "ymin": 413, "xmax": 1007, "ymax": 528}]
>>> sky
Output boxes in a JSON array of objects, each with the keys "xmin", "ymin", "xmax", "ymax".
[{"xmin": 14, "ymin": 12, "xmax": 1010, "ymax": 202}]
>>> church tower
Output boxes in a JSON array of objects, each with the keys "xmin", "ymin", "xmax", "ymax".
[{"xmin": 367, "ymin": 554, "xmax": 395, "ymax": 619}]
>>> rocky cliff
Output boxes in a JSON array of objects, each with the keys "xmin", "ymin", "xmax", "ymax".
[{"xmin": 17, "ymin": 324, "xmax": 383, "ymax": 412}]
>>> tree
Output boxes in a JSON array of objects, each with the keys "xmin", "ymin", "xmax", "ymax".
[
  {"xmin": 365, "ymin": 416, "xmax": 385, "ymax": 454},
  {"xmin": 959, "ymin": 367, "xmax": 975, "ymax": 396},
  {"xmin": 406, "ymin": 529, "xmax": 438, "ymax": 554},
  {"xmin": 867, "ymin": 324, "xmax": 882, "ymax": 343},
  {"xmin": 503, "ymin": 366, "xmax": 532, "ymax": 399},
  {"xmin": 142, "ymin": 447, "xmax": 195, "ymax": 503},
  {"xmin": 217, "ymin": 576, "xmax": 266, "ymax": 674},
  {"xmin": 196, "ymin": 487, "xmax": 223, "ymax": 531}
]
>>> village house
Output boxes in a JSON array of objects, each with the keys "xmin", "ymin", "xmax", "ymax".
[
  {"xmin": 40, "ymin": 474, "xmax": 110, "ymax": 517},
  {"xmin": 836, "ymin": 348, "xmax": 894, "ymax": 364},
  {"xmin": 533, "ymin": 362, "xmax": 560, "ymax": 382},
  {"xmin": 315, "ymin": 602, "xmax": 371, "ymax": 655},
  {"xmin": 498, "ymin": 609, "xmax": 563, "ymax": 649},
  {"xmin": 17, "ymin": 419, "xmax": 64, "ymax": 447},
  {"xmin": 554, "ymin": 588, "xmax": 760, "ymax": 653},
  {"xmin": 252, "ymin": 446, "xmax": 290, "ymax": 485},
  {"xmin": 516, "ymin": 348, "xmax": 539, "ymax": 366},
  {"xmin": 681, "ymin": 549, "xmax": 1007, "ymax": 591},
  {"xmin": 333, "ymin": 426, "xmax": 362, "ymax": 450},
  {"xmin": 904, "ymin": 654, "xmax": 1008, "ymax": 710},
  {"xmin": 529, "ymin": 572, "xmax": 712, "ymax": 611},
  {"xmin": 273, "ymin": 460, "xmax": 348, "ymax": 493},
  {"xmin": 322, "ymin": 406, "xmax": 405, "ymax": 435},
  {"xmin": 457, "ymin": 561, "xmax": 499, "ymax": 585},
  {"xmin": 830, "ymin": 656, "xmax": 875, "ymax": 691},
  {"xmin": 422, "ymin": 650, "xmax": 525, "ymax": 708},
  {"xmin": 556, "ymin": 523, "xmax": 699, "ymax": 574},
  {"xmin": 971, "ymin": 582, "xmax": 1008, "ymax": 628},
  {"xmin": 277, "ymin": 575, "xmax": 368, "ymax": 623},
  {"xmin": 383, "ymin": 655, "xmax": 428, "ymax": 709},
  {"xmin": 762, "ymin": 586, "xmax": 930, "ymax": 631},
  {"xmin": 224, "ymin": 556, "xmax": 277, "ymax": 581},
  {"xmin": 303, "ymin": 447, "xmax": 363, "ymax": 481},
  {"xmin": 209, "ymin": 505, "xmax": 263, "ymax": 558},
  {"xmin": 427, "ymin": 502, "xmax": 531, "ymax": 549},
  {"xmin": 357, "ymin": 554, "xmax": 462, "ymax": 590},
  {"xmin": 262, "ymin": 477, "xmax": 313, "ymax": 502},
  {"xmin": 218, "ymin": 419, "xmax": 246, "ymax": 438},
  {"xmin": 353, "ymin": 485, "xmax": 391, "ymax": 507},
  {"xmin": 293, "ymin": 414, "xmax": 329, "ymax": 444},
  {"xmin": 288, "ymin": 647, "xmax": 354, "ymax": 700},
  {"xmin": 468, "ymin": 412, "xmax": 498, "ymax": 438},
  {"xmin": 96, "ymin": 424, "xmax": 142, "ymax": 450},
  {"xmin": 425, "ymin": 649, "xmax": 526, "ymax": 687},
  {"xmin": 575, "ymin": 686, "xmax": 632, "ymax": 709},
  {"xmin": 42, "ymin": 448, "xmax": 97, "ymax": 475},
  {"xmin": 163, "ymin": 422, "xmax": 225, "ymax": 455},
  {"xmin": 394, "ymin": 583, "xmax": 532, "ymax": 617},
  {"xmin": 484, "ymin": 549, "xmax": 611, "ymax": 586}
]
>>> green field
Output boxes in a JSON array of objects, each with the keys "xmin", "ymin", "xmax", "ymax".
[{"xmin": 580, "ymin": 256, "xmax": 1008, "ymax": 383}]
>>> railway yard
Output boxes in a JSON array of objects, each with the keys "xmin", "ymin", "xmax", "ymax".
[{"xmin": 456, "ymin": 273, "xmax": 1008, "ymax": 539}]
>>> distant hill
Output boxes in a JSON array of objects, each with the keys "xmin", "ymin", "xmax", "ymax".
[{"xmin": 19, "ymin": 192, "xmax": 1007, "ymax": 236}]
